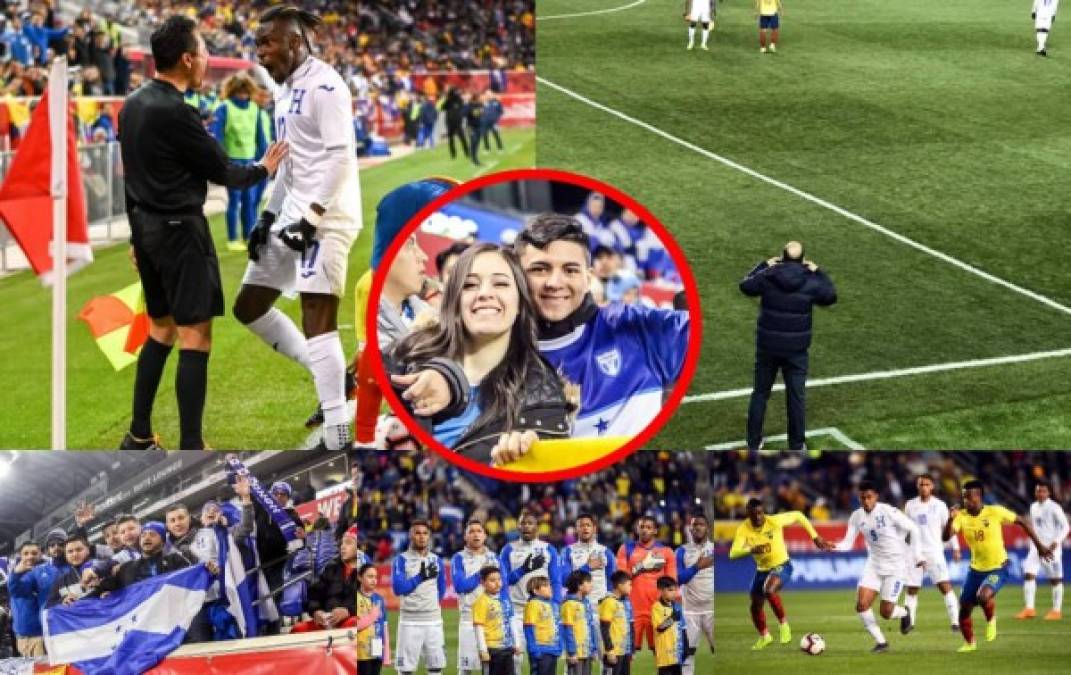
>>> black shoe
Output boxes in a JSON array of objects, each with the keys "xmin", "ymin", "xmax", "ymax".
[
  {"xmin": 901, "ymin": 614, "xmax": 913, "ymax": 635},
  {"xmin": 951, "ymin": 624, "xmax": 960, "ymax": 633},
  {"xmin": 871, "ymin": 642, "xmax": 889, "ymax": 653},
  {"xmin": 304, "ymin": 405, "xmax": 324, "ymax": 429},
  {"xmin": 119, "ymin": 432, "xmax": 163, "ymax": 450},
  {"xmin": 1038, "ymin": 49, "xmax": 1048, "ymax": 57}
]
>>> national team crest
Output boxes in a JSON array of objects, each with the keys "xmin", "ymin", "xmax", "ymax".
[{"xmin": 596, "ymin": 348, "xmax": 621, "ymax": 377}]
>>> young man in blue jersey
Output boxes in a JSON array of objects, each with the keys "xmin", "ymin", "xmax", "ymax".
[{"xmin": 398, "ymin": 213, "xmax": 690, "ymax": 459}]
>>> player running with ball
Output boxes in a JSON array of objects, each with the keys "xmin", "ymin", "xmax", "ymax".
[
  {"xmin": 730, "ymin": 498, "xmax": 833, "ymax": 650},
  {"xmin": 834, "ymin": 481, "xmax": 922, "ymax": 653},
  {"xmin": 234, "ymin": 5, "xmax": 362, "ymax": 450},
  {"xmin": 943, "ymin": 479, "xmax": 1053, "ymax": 653}
]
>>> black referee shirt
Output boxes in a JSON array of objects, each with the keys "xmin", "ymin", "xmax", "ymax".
[{"xmin": 119, "ymin": 79, "xmax": 268, "ymax": 214}]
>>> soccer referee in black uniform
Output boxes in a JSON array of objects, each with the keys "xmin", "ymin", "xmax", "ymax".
[{"xmin": 118, "ymin": 16, "xmax": 286, "ymax": 450}]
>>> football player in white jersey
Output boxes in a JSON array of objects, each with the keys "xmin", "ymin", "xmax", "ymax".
[
  {"xmin": 233, "ymin": 5, "xmax": 362, "ymax": 450},
  {"xmin": 676, "ymin": 515, "xmax": 715, "ymax": 675},
  {"xmin": 834, "ymin": 480, "xmax": 924, "ymax": 652},
  {"xmin": 684, "ymin": 0, "xmax": 714, "ymax": 51},
  {"xmin": 451, "ymin": 520, "xmax": 507, "ymax": 674},
  {"xmin": 1033, "ymin": 0, "xmax": 1060, "ymax": 56},
  {"xmin": 903, "ymin": 474, "xmax": 961, "ymax": 631},
  {"xmin": 1017, "ymin": 480, "xmax": 1068, "ymax": 620}
]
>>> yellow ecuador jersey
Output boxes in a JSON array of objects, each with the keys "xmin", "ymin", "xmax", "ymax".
[
  {"xmin": 953, "ymin": 505, "xmax": 1017, "ymax": 571},
  {"xmin": 354, "ymin": 591, "xmax": 386, "ymax": 660},
  {"xmin": 354, "ymin": 269, "xmax": 373, "ymax": 345},
  {"xmin": 757, "ymin": 0, "xmax": 781, "ymax": 16},
  {"xmin": 598, "ymin": 595, "xmax": 633, "ymax": 656},
  {"xmin": 730, "ymin": 512, "xmax": 818, "ymax": 571},
  {"xmin": 652, "ymin": 600, "xmax": 683, "ymax": 667},
  {"xmin": 561, "ymin": 597, "xmax": 592, "ymax": 658},
  {"xmin": 472, "ymin": 592, "xmax": 512, "ymax": 649},
  {"xmin": 524, "ymin": 598, "xmax": 560, "ymax": 649}
]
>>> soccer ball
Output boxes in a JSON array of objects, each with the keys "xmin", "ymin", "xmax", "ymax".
[{"xmin": 800, "ymin": 633, "xmax": 825, "ymax": 655}]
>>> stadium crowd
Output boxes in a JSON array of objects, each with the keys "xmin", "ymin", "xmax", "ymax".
[
  {"xmin": 1, "ymin": 450, "xmax": 710, "ymax": 668},
  {"xmin": 708, "ymin": 450, "xmax": 1071, "ymax": 520}
]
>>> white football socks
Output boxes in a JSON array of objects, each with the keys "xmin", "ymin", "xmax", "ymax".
[
  {"xmin": 308, "ymin": 331, "xmax": 349, "ymax": 449},
  {"xmin": 858, "ymin": 609, "xmax": 885, "ymax": 644},
  {"xmin": 890, "ymin": 605, "xmax": 908, "ymax": 620},
  {"xmin": 1024, "ymin": 578, "xmax": 1037, "ymax": 610},
  {"xmin": 905, "ymin": 593, "xmax": 919, "ymax": 624},
  {"xmin": 688, "ymin": 27, "xmax": 695, "ymax": 46},
  {"xmin": 1054, "ymin": 583, "xmax": 1064, "ymax": 612},
  {"xmin": 247, "ymin": 308, "xmax": 311, "ymax": 369},
  {"xmin": 943, "ymin": 590, "xmax": 960, "ymax": 624},
  {"xmin": 702, "ymin": 28, "xmax": 710, "ymax": 47},
  {"xmin": 1038, "ymin": 31, "xmax": 1049, "ymax": 51}
]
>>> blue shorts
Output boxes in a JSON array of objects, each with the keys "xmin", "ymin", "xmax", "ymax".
[
  {"xmin": 759, "ymin": 14, "xmax": 780, "ymax": 30},
  {"xmin": 960, "ymin": 564, "xmax": 1009, "ymax": 604},
  {"xmin": 750, "ymin": 560, "xmax": 793, "ymax": 595}
]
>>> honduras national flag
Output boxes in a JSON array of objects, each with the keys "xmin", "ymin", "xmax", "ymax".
[{"xmin": 43, "ymin": 564, "xmax": 213, "ymax": 674}]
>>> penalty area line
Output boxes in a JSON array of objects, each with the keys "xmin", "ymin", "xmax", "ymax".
[
  {"xmin": 536, "ymin": 76, "xmax": 1071, "ymax": 318},
  {"xmin": 538, "ymin": 1, "xmax": 647, "ymax": 21},
  {"xmin": 705, "ymin": 426, "xmax": 865, "ymax": 451},
  {"xmin": 683, "ymin": 347, "xmax": 1071, "ymax": 404}
]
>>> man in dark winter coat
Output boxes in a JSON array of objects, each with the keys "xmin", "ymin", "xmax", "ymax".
[{"xmin": 740, "ymin": 241, "xmax": 837, "ymax": 451}]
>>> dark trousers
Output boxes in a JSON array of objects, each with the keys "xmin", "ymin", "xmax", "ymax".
[
  {"xmin": 483, "ymin": 124, "xmax": 503, "ymax": 150},
  {"xmin": 566, "ymin": 657, "xmax": 592, "ymax": 675},
  {"xmin": 183, "ymin": 604, "xmax": 213, "ymax": 643},
  {"xmin": 470, "ymin": 128, "xmax": 485, "ymax": 165},
  {"xmin": 486, "ymin": 648, "xmax": 516, "ymax": 675},
  {"xmin": 529, "ymin": 653, "xmax": 558, "ymax": 675},
  {"xmin": 603, "ymin": 655, "xmax": 632, "ymax": 675},
  {"xmin": 447, "ymin": 123, "xmax": 469, "ymax": 158},
  {"xmin": 657, "ymin": 666, "xmax": 682, "ymax": 675},
  {"xmin": 358, "ymin": 658, "xmax": 383, "ymax": 675},
  {"xmin": 747, "ymin": 349, "xmax": 808, "ymax": 450}
]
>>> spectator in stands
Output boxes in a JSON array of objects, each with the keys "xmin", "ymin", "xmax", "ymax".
[
  {"xmin": 1, "ymin": 15, "xmax": 34, "ymax": 66},
  {"xmin": 112, "ymin": 514, "xmax": 142, "ymax": 566},
  {"xmin": 605, "ymin": 270, "xmax": 642, "ymax": 306},
  {"xmin": 165, "ymin": 503, "xmax": 201, "ymax": 564},
  {"xmin": 575, "ymin": 193, "xmax": 606, "ymax": 247},
  {"xmin": 22, "ymin": 10, "xmax": 67, "ymax": 66},
  {"xmin": 88, "ymin": 29, "xmax": 116, "ymax": 95},
  {"xmin": 436, "ymin": 241, "xmax": 471, "ymax": 286},
  {"xmin": 740, "ymin": 241, "xmax": 837, "ymax": 452},
  {"xmin": 591, "ymin": 245, "xmax": 623, "ymax": 287},
  {"xmin": 45, "ymin": 535, "xmax": 95, "ymax": 608},
  {"xmin": 6, "ymin": 541, "xmax": 46, "ymax": 656},
  {"xmin": 240, "ymin": 479, "xmax": 305, "ymax": 634},
  {"xmin": 292, "ymin": 526, "xmax": 374, "ymax": 632},
  {"xmin": 377, "ymin": 232, "xmax": 433, "ymax": 352},
  {"xmin": 335, "ymin": 460, "xmax": 363, "ymax": 541}
]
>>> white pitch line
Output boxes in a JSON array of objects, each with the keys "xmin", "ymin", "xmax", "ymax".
[
  {"xmin": 705, "ymin": 427, "xmax": 866, "ymax": 451},
  {"xmin": 538, "ymin": 0, "xmax": 647, "ymax": 21},
  {"xmin": 537, "ymin": 76, "xmax": 1071, "ymax": 318},
  {"xmin": 684, "ymin": 347, "xmax": 1071, "ymax": 404}
]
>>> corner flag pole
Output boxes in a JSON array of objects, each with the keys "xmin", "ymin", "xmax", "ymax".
[{"xmin": 49, "ymin": 57, "xmax": 68, "ymax": 450}]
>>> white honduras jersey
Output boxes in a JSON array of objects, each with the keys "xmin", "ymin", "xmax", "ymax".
[
  {"xmin": 1030, "ymin": 500, "xmax": 1070, "ymax": 552},
  {"xmin": 273, "ymin": 57, "xmax": 360, "ymax": 230},
  {"xmin": 562, "ymin": 540, "xmax": 612, "ymax": 603},
  {"xmin": 1034, "ymin": 0, "xmax": 1059, "ymax": 19},
  {"xmin": 904, "ymin": 497, "xmax": 957, "ymax": 557},
  {"xmin": 839, "ymin": 503, "xmax": 921, "ymax": 576},
  {"xmin": 678, "ymin": 541, "xmax": 715, "ymax": 614},
  {"xmin": 452, "ymin": 547, "xmax": 500, "ymax": 620}
]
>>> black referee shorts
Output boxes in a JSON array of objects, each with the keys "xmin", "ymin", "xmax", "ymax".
[{"xmin": 129, "ymin": 209, "xmax": 223, "ymax": 326}]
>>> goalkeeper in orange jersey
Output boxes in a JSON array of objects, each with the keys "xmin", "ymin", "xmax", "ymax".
[
  {"xmin": 729, "ymin": 498, "xmax": 833, "ymax": 650},
  {"xmin": 616, "ymin": 516, "xmax": 677, "ymax": 652}
]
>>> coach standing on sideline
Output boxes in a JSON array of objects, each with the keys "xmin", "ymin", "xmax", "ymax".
[
  {"xmin": 118, "ymin": 16, "xmax": 286, "ymax": 450},
  {"xmin": 740, "ymin": 241, "xmax": 836, "ymax": 451}
]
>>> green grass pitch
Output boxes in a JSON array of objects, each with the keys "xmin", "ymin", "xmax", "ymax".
[
  {"xmin": 385, "ymin": 607, "xmax": 717, "ymax": 674},
  {"xmin": 715, "ymin": 588, "xmax": 1069, "ymax": 673},
  {"xmin": 537, "ymin": 0, "xmax": 1071, "ymax": 448},
  {"xmin": 0, "ymin": 127, "xmax": 533, "ymax": 449}
]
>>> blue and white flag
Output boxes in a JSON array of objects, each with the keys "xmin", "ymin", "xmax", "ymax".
[
  {"xmin": 213, "ymin": 524, "xmax": 257, "ymax": 640},
  {"xmin": 43, "ymin": 564, "xmax": 212, "ymax": 674}
]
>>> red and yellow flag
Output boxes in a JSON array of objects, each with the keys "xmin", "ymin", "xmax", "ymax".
[{"xmin": 77, "ymin": 283, "xmax": 150, "ymax": 370}]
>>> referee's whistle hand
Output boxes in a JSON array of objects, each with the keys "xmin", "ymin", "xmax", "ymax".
[{"xmin": 261, "ymin": 142, "xmax": 289, "ymax": 176}]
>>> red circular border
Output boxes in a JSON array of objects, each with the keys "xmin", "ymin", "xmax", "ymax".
[{"xmin": 367, "ymin": 168, "xmax": 703, "ymax": 482}]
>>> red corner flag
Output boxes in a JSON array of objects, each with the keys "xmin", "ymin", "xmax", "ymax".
[{"xmin": 0, "ymin": 85, "xmax": 92, "ymax": 282}]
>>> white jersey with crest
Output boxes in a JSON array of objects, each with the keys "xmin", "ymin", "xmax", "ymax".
[
  {"xmin": 1031, "ymin": 499, "xmax": 1069, "ymax": 552},
  {"xmin": 904, "ymin": 496, "xmax": 958, "ymax": 557},
  {"xmin": 271, "ymin": 56, "xmax": 360, "ymax": 231},
  {"xmin": 837, "ymin": 502, "xmax": 921, "ymax": 576}
]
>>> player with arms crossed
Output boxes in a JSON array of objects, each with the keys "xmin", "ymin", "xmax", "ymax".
[
  {"xmin": 834, "ymin": 480, "xmax": 922, "ymax": 653},
  {"xmin": 730, "ymin": 498, "xmax": 832, "ymax": 650},
  {"xmin": 234, "ymin": 5, "xmax": 362, "ymax": 450},
  {"xmin": 391, "ymin": 520, "xmax": 447, "ymax": 674},
  {"xmin": 943, "ymin": 479, "xmax": 1053, "ymax": 651},
  {"xmin": 1017, "ymin": 479, "xmax": 1068, "ymax": 620},
  {"xmin": 683, "ymin": 0, "xmax": 714, "ymax": 51},
  {"xmin": 903, "ymin": 474, "xmax": 961, "ymax": 632},
  {"xmin": 675, "ymin": 515, "xmax": 715, "ymax": 672},
  {"xmin": 452, "ymin": 519, "xmax": 507, "ymax": 674}
]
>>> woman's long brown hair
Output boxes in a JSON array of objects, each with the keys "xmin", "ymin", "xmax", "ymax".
[{"xmin": 390, "ymin": 242, "xmax": 545, "ymax": 434}]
